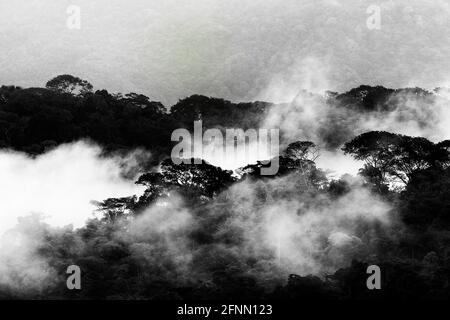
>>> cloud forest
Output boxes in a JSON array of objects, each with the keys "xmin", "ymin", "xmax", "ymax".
[{"xmin": 1, "ymin": 76, "xmax": 450, "ymax": 300}]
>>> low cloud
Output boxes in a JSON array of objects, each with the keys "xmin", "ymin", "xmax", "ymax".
[{"xmin": 0, "ymin": 141, "xmax": 145, "ymax": 235}]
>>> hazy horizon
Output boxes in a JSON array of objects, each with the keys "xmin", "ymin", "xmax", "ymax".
[{"xmin": 1, "ymin": 0, "xmax": 450, "ymax": 105}]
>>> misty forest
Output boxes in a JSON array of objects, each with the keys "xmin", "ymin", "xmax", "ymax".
[{"xmin": 1, "ymin": 74, "xmax": 450, "ymax": 300}]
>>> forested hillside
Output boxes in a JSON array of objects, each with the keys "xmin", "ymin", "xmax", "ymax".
[{"xmin": 1, "ymin": 75, "xmax": 450, "ymax": 300}]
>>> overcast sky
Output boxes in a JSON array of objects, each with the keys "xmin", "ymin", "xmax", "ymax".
[{"xmin": 1, "ymin": 0, "xmax": 449, "ymax": 105}]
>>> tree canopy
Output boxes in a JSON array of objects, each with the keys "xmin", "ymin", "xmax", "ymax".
[
  {"xmin": 2, "ymin": 78, "xmax": 450, "ymax": 301},
  {"xmin": 343, "ymin": 131, "xmax": 450, "ymax": 187},
  {"xmin": 46, "ymin": 75, "xmax": 93, "ymax": 96}
]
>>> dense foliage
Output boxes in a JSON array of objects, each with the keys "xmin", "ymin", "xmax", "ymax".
[{"xmin": 1, "ymin": 76, "xmax": 450, "ymax": 300}]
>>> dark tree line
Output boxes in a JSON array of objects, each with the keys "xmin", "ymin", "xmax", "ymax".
[{"xmin": 0, "ymin": 75, "xmax": 270, "ymax": 159}]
